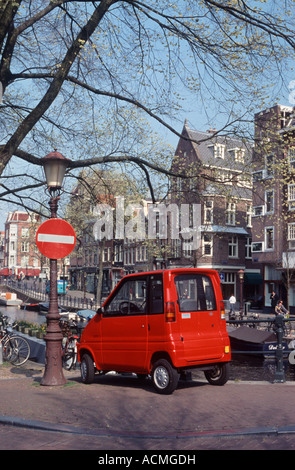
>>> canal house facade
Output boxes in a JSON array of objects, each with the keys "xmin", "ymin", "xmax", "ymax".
[
  {"xmin": 252, "ymin": 104, "xmax": 295, "ymax": 312},
  {"xmin": 168, "ymin": 121, "xmax": 262, "ymax": 306}
]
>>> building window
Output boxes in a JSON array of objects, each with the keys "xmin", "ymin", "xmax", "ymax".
[
  {"xmin": 288, "ymin": 184, "xmax": 295, "ymax": 210},
  {"xmin": 21, "ymin": 228, "xmax": 29, "ymax": 237},
  {"xmin": 245, "ymin": 237, "xmax": 252, "ymax": 259},
  {"xmin": 226, "ymin": 202, "xmax": 236, "ymax": 225},
  {"xmin": 136, "ymin": 246, "xmax": 141, "ymax": 262},
  {"xmin": 141, "ymin": 246, "xmax": 146, "ymax": 261},
  {"xmin": 209, "ymin": 143, "xmax": 225, "ymax": 159},
  {"xmin": 114, "ymin": 245, "xmax": 123, "ymax": 263},
  {"xmin": 288, "ymin": 147, "xmax": 295, "ymax": 171},
  {"xmin": 171, "ymin": 239, "xmax": 181, "ymax": 258},
  {"xmin": 103, "ymin": 247, "xmax": 108, "ymax": 262},
  {"xmin": 228, "ymin": 236, "xmax": 238, "ymax": 258},
  {"xmin": 215, "ymin": 144, "xmax": 225, "ymax": 159},
  {"xmin": 202, "ymin": 234, "xmax": 213, "ymax": 256},
  {"xmin": 183, "ymin": 241, "xmax": 192, "ymax": 258},
  {"xmin": 253, "ymin": 205, "xmax": 265, "ymax": 217},
  {"xmin": 252, "ymin": 241, "xmax": 264, "ymax": 252},
  {"xmin": 176, "ymin": 177, "xmax": 182, "ymax": 195},
  {"xmin": 265, "ymin": 227, "xmax": 274, "ymax": 250},
  {"xmin": 229, "ymin": 147, "xmax": 245, "ymax": 163},
  {"xmin": 288, "ymin": 223, "xmax": 295, "ymax": 250},
  {"xmin": 288, "ymin": 223, "xmax": 295, "ymax": 241},
  {"xmin": 21, "ymin": 241, "xmax": 29, "ymax": 252},
  {"xmin": 21, "ymin": 256, "xmax": 29, "ymax": 267},
  {"xmin": 252, "ymin": 170, "xmax": 264, "ymax": 182},
  {"xmin": 246, "ymin": 204, "xmax": 252, "ymax": 227},
  {"xmin": 265, "ymin": 190, "xmax": 274, "ymax": 213},
  {"xmin": 223, "ymin": 273, "xmax": 235, "ymax": 284},
  {"xmin": 204, "ymin": 200, "xmax": 213, "ymax": 224},
  {"xmin": 265, "ymin": 154, "xmax": 274, "ymax": 177}
]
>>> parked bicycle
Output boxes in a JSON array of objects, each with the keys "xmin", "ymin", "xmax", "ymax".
[
  {"xmin": 60, "ymin": 318, "xmax": 79, "ymax": 370},
  {"xmin": 0, "ymin": 314, "xmax": 31, "ymax": 366}
]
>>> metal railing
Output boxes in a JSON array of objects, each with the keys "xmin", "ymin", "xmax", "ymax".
[
  {"xmin": 227, "ymin": 314, "xmax": 295, "ymax": 382},
  {"xmin": 2, "ymin": 280, "xmax": 99, "ymax": 311}
]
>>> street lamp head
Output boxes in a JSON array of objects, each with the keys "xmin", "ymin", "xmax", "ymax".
[
  {"xmin": 238, "ymin": 269, "xmax": 244, "ymax": 281},
  {"xmin": 41, "ymin": 150, "xmax": 71, "ymax": 193}
]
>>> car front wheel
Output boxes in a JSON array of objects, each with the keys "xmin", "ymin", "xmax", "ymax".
[{"xmin": 80, "ymin": 353, "xmax": 95, "ymax": 384}]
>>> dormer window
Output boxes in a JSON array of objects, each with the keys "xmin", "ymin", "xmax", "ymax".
[
  {"xmin": 208, "ymin": 143, "xmax": 225, "ymax": 159},
  {"xmin": 229, "ymin": 147, "xmax": 245, "ymax": 163},
  {"xmin": 214, "ymin": 143, "xmax": 225, "ymax": 159}
]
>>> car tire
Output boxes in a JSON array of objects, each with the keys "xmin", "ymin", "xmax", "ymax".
[
  {"xmin": 204, "ymin": 362, "xmax": 229, "ymax": 385},
  {"xmin": 80, "ymin": 353, "xmax": 95, "ymax": 384},
  {"xmin": 151, "ymin": 359, "xmax": 179, "ymax": 394}
]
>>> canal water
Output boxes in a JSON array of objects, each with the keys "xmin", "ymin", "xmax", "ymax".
[
  {"xmin": 0, "ymin": 305, "xmax": 46, "ymax": 326},
  {"xmin": 1, "ymin": 305, "xmax": 294, "ymax": 382},
  {"xmin": 229, "ymin": 355, "xmax": 295, "ymax": 382}
]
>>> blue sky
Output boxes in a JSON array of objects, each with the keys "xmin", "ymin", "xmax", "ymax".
[
  {"xmin": 1, "ymin": 78, "xmax": 294, "ymax": 232},
  {"xmin": 1, "ymin": 0, "xmax": 295, "ymax": 230}
]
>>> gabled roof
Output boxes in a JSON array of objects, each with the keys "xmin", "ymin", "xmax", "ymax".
[{"xmin": 182, "ymin": 121, "xmax": 252, "ymax": 172}]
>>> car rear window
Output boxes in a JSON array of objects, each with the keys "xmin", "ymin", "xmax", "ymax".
[{"xmin": 175, "ymin": 274, "xmax": 217, "ymax": 312}]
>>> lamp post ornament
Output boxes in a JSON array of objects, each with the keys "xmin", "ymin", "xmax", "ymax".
[{"xmin": 37, "ymin": 151, "xmax": 75, "ymax": 386}]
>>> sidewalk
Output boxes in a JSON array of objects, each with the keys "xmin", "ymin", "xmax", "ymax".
[{"xmin": 1, "ymin": 360, "xmax": 295, "ymax": 450}]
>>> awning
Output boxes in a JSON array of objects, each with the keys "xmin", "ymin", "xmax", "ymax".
[
  {"xmin": 200, "ymin": 225, "xmax": 249, "ymax": 235},
  {"xmin": 244, "ymin": 273, "xmax": 263, "ymax": 285},
  {"xmin": 0, "ymin": 268, "xmax": 9, "ymax": 276},
  {"xmin": 26, "ymin": 269, "xmax": 41, "ymax": 276}
]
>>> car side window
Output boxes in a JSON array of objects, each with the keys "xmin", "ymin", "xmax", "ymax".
[
  {"xmin": 104, "ymin": 278, "xmax": 147, "ymax": 316},
  {"xmin": 175, "ymin": 274, "xmax": 216, "ymax": 312}
]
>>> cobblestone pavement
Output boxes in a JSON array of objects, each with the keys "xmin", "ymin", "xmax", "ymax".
[{"xmin": 1, "ymin": 361, "xmax": 295, "ymax": 452}]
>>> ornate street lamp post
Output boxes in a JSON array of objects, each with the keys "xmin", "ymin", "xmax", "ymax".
[
  {"xmin": 238, "ymin": 269, "xmax": 244, "ymax": 318},
  {"xmin": 40, "ymin": 150, "xmax": 71, "ymax": 386}
]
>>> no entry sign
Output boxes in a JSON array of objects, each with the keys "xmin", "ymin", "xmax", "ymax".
[{"xmin": 36, "ymin": 219, "xmax": 76, "ymax": 259}]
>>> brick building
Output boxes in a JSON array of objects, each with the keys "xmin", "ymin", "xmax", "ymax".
[
  {"xmin": 169, "ymin": 120, "xmax": 263, "ymax": 305},
  {"xmin": 0, "ymin": 211, "xmax": 42, "ymax": 279},
  {"xmin": 252, "ymin": 104, "xmax": 295, "ymax": 311}
]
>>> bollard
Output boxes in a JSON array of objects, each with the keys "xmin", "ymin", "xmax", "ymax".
[
  {"xmin": 273, "ymin": 314, "xmax": 286, "ymax": 383},
  {"xmin": 0, "ymin": 343, "xmax": 2, "ymax": 365}
]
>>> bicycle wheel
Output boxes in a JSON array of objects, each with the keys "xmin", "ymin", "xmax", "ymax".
[
  {"xmin": 62, "ymin": 352, "xmax": 75, "ymax": 370},
  {"xmin": 62, "ymin": 339, "xmax": 76, "ymax": 370},
  {"xmin": 4, "ymin": 335, "xmax": 30, "ymax": 366}
]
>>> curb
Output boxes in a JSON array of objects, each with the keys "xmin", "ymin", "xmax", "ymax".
[{"xmin": 1, "ymin": 414, "xmax": 295, "ymax": 441}]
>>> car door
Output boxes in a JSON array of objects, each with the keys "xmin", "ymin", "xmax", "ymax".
[
  {"xmin": 175, "ymin": 273, "xmax": 223, "ymax": 361},
  {"xmin": 100, "ymin": 276, "xmax": 148, "ymax": 372}
]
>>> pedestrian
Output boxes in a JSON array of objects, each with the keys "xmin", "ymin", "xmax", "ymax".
[
  {"xmin": 229, "ymin": 294, "xmax": 236, "ymax": 318},
  {"xmin": 275, "ymin": 300, "xmax": 289, "ymax": 317},
  {"xmin": 270, "ymin": 290, "xmax": 278, "ymax": 309}
]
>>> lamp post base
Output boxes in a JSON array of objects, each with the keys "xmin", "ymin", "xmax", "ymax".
[{"xmin": 41, "ymin": 336, "xmax": 67, "ymax": 386}]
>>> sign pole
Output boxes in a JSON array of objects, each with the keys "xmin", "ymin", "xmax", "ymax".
[
  {"xmin": 40, "ymin": 195, "xmax": 67, "ymax": 386},
  {"xmin": 41, "ymin": 256, "xmax": 67, "ymax": 386},
  {"xmin": 36, "ymin": 199, "xmax": 76, "ymax": 386}
]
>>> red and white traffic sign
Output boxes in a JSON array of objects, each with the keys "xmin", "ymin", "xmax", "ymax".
[{"xmin": 36, "ymin": 219, "xmax": 76, "ymax": 259}]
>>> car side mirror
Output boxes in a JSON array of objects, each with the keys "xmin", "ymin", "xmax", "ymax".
[{"xmin": 96, "ymin": 306, "xmax": 104, "ymax": 316}]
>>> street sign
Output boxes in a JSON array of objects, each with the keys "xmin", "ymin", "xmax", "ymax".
[{"xmin": 36, "ymin": 218, "xmax": 76, "ymax": 259}]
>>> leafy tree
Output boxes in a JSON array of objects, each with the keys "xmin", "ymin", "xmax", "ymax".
[{"xmin": 0, "ymin": 0, "xmax": 294, "ymax": 213}]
